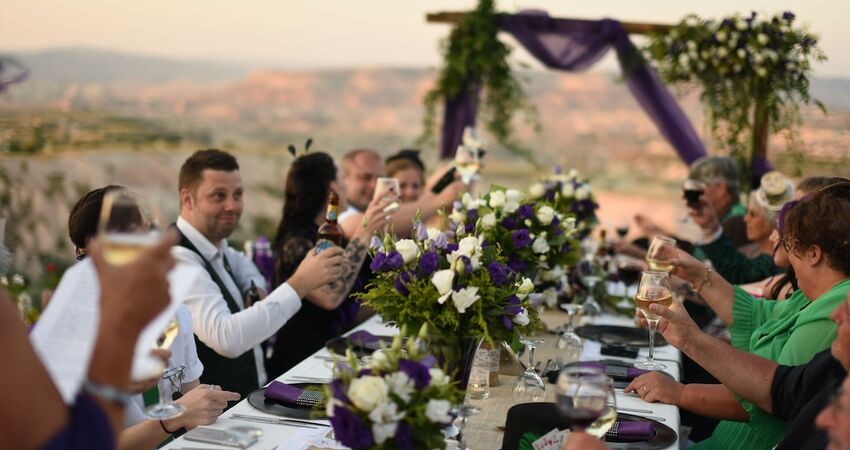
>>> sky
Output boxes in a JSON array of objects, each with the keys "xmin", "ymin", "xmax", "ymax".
[{"xmin": 2, "ymin": 0, "xmax": 850, "ymax": 77}]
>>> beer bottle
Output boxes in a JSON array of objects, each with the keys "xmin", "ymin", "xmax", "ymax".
[{"xmin": 316, "ymin": 190, "xmax": 343, "ymax": 252}]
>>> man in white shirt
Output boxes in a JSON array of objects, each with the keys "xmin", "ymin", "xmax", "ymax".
[
  {"xmin": 173, "ymin": 149, "xmax": 345, "ymax": 396},
  {"xmin": 337, "ymin": 148, "xmax": 383, "ymax": 223}
]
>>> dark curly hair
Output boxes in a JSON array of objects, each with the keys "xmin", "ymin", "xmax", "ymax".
[
  {"xmin": 783, "ymin": 181, "xmax": 850, "ymax": 276},
  {"xmin": 273, "ymin": 152, "xmax": 337, "ymax": 252},
  {"xmin": 68, "ymin": 185, "xmax": 126, "ymax": 253}
]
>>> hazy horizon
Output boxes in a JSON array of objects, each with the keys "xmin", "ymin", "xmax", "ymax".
[{"xmin": 3, "ymin": 0, "xmax": 850, "ymax": 77}]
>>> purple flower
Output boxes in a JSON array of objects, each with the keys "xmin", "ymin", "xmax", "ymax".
[
  {"xmin": 369, "ymin": 235, "xmax": 383, "ymax": 250},
  {"xmin": 560, "ymin": 242, "xmax": 571, "ymax": 254},
  {"xmin": 783, "ymin": 11, "xmax": 795, "ymax": 22},
  {"xmin": 394, "ymin": 422, "xmax": 413, "ymax": 450},
  {"xmin": 465, "ymin": 209, "xmax": 478, "ymax": 233},
  {"xmin": 487, "ymin": 261, "xmax": 508, "ymax": 286},
  {"xmin": 369, "ymin": 252, "xmax": 387, "ymax": 272},
  {"xmin": 446, "ymin": 243, "xmax": 459, "ymax": 253},
  {"xmin": 504, "ymin": 295, "xmax": 523, "ymax": 315},
  {"xmin": 507, "ymin": 257, "xmax": 527, "ymax": 274},
  {"xmin": 420, "ymin": 354, "xmax": 438, "ymax": 368},
  {"xmin": 528, "ymin": 293, "xmax": 546, "ymax": 307},
  {"xmin": 502, "ymin": 315, "xmax": 515, "ymax": 331},
  {"xmin": 384, "ymin": 251, "xmax": 404, "ymax": 270},
  {"xmin": 395, "ymin": 271, "xmax": 412, "ymax": 295},
  {"xmin": 554, "ymin": 165, "xmax": 563, "ymax": 174},
  {"xmin": 511, "ymin": 229, "xmax": 531, "ymax": 248},
  {"xmin": 518, "ymin": 204, "xmax": 534, "ymax": 220},
  {"xmin": 455, "ymin": 255, "xmax": 472, "ymax": 274},
  {"xmin": 329, "ymin": 378, "xmax": 350, "ymax": 405},
  {"xmin": 414, "ymin": 220, "xmax": 428, "ymax": 242},
  {"xmin": 501, "ymin": 216, "xmax": 518, "ymax": 230},
  {"xmin": 399, "ymin": 359, "xmax": 431, "ymax": 389},
  {"xmin": 432, "ymin": 232, "xmax": 449, "ymax": 249},
  {"xmin": 507, "ymin": 294, "xmax": 521, "ymax": 306},
  {"xmin": 330, "ymin": 406, "xmax": 373, "ymax": 448},
  {"xmin": 418, "ymin": 251, "xmax": 439, "ymax": 276}
]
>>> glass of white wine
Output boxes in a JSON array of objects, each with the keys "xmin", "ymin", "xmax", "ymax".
[
  {"xmin": 144, "ymin": 317, "xmax": 186, "ymax": 419},
  {"xmin": 454, "ymin": 144, "xmax": 480, "ymax": 185},
  {"xmin": 646, "ymin": 235, "xmax": 676, "ymax": 273},
  {"xmin": 98, "ymin": 190, "xmax": 161, "ymax": 266},
  {"xmin": 634, "ymin": 271, "xmax": 673, "ymax": 370},
  {"xmin": 374, "ymin": 177, "xmax": 401, "ymax": 214}
]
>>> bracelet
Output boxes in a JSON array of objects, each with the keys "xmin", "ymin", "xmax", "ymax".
[
  {"xmin": 81, "ymin": 379, "xmax": 132, "ymax": 407},
  {"xmin": 159, "ymin": 419, "xmax": 185, "ymax": 435},
  {"xmin": 696, "ymin": 265, "xmax": 713, "ymax": 295}
]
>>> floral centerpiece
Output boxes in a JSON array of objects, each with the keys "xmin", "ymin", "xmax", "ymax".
[
  {"xmin": 526, "ymin": 168, "xmax": 599, "ymax": 239},
  {"xmin": 359, "ymin": 220, "xmax": 540, "ymax": 356},
  {"xmin": 325, "ymin": 332, "xmax": 463, "ymax": 450},
  {"xmin": 448, "ymin": 187, "xmax": 582, "ymax": 306}
]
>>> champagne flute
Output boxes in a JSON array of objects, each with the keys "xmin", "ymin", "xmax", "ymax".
[
  {"xmin": 557, "ymin": 303, "xmax": 583, "ymax": 367},
  {"xmin": 374, "ymin": 177, "xmax": 400, "ymax": 214},
  {"xmin": 646, "ymin": 235, "xmax": 676, "ymax": 273},
  {"xmin": 511, "ymin": 338, "xmax": 546, "ymax": 402},
  {"xmin": 634, "ymin": 271, "xmax": 673, "ymax": 370},
  {"xmin": 576, "ymin": 258, "xmax": 602, "ymax": 316},
  {"xmin": 98, "ymin": 190, "xmax": 161, "ymax": 265},
  {"xmin": 144, "ymin": 316, "xmax": 186, "ymax": 419},
  {"xmin": 555, "ymin": 367, "xmax": 613, "ymax": 432},
  {"xmin": 454, "ymin": 145, "xmax": 480, "ymax": 185}
]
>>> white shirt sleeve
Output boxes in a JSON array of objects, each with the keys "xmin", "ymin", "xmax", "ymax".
[
  {"xmin": 175, "ymin": 305, "xmax": 204, "ymax": 383},
  {"xmin": 172, "ymin": 246, "xmax": 302, "ymax": 358},
  {"xmin": 225, "ymin": 247, "xmax": 268, "ymax": 292}
]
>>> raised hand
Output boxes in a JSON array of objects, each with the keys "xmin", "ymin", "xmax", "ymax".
[
  {"xmin": 288, "ymin": 246, "xmax": 345, "ymax": 297},
  {"xmin": 649, "ymin": 300, "xmax": 701, "ymax": 352}
]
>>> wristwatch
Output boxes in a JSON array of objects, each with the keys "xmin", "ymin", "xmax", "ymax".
[{"xmin": 81, "ymin": 379, "xmax": 133, "ymax": 407}]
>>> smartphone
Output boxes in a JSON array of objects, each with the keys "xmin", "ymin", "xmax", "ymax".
[{"xmin": 183, "ymin": 427, "xmax": 258, "ymax": 449}]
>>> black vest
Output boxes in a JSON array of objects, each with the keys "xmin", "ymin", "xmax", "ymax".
[{"xmin": 175, "ymin": 227, "xmax": 259, "ymax": 398}]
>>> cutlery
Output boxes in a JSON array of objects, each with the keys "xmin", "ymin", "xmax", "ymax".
[
  {"xmin": 232, "ymin": 413, "xmax": 330, "ymax": 428},
  {"xmin": 286, "ymin": 376, "xmax": 332, "ymax": 383},
  {"xmin": 613, "ymin": 406, "xmax": 654, "ymax": 414},
  {"xmin": 229, "ymin": 414, "xmax": 322, "ymax": 429}
]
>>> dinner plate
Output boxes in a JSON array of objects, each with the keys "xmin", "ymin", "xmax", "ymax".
[
  {"xmin": 576, "ymin": 325, "xmax": 668, "ymax": 348},
  {"xmin": 246, "ymin": 384, "xmax": 328, "ymax": 419},
  {"xmin": 501, "ymin": 403, "xmax": 676, "ymax": 450},
  {"xmin": 325, "ymin": 334, "xmax": 394, "ymax": 357}
]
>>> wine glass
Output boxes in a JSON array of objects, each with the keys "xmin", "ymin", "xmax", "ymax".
[
  {"xmin": 454, "ymin": 144, "xmax": 480, "ymax": 185},
  {"xmin": 616, "ymin": 256, "xmax": 644, "ymax": 297},
  {"xmin": 98, "ymin": 190, "xmax": 161, "ymax": 266},
  {"xmin": 633, "ymin": 271, "xmax": 673, "ymax": 370},
  {"xmin": 576, "ymin": 258, "xmax": 602, "ymax": 316},
  {"xmin": 615, "ymin": 219, "xmax": 630, "ymax": 239},
  {"xmin": 144, "ymin": 317, "xmax": 186, "ymax": 419},
  {"xmin": 646, "ymin": 235, "xmax": 676, "ymax": 273},
  {"xmin": 512, "ymin": 338, "xmax": 546, "ymax": 402},
  {"xmin": 555, "ymin": 367, "xmax": 614, "ymax": 433},
  {"xmin": 451, "ymin": 404, "xmax": 480, "ymax": 450},
  {"xmin": 374, "ymin": 177, "xmax": 400, "ymax": 214},
  {"xmin": 557, "ymin": 303, "xmax": 583, "ymax": 366}
]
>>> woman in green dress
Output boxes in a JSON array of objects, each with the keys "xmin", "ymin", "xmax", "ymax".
[{"xmin": 628, "ymin": 181, "xmax": 850, "ymax": 450}]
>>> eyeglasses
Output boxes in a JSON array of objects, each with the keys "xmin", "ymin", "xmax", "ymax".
[{"xmin": 780, "ymin": 237, "xmax": 797, "ymax": 253}]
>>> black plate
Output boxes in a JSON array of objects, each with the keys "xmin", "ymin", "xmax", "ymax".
[
  {"xmin": 501, "ymin": 403, "xmax": 676, "ymax": 450},
  {"xmin": 561, "ymin": 360, "xmax": 646, "ymax": 389},
  {"xmin": 325, "ymin": 334, "xmax": 394, "ymax": 357},
  {"xmin": 246, "ymin": 384, "xmax": 327, "ymax": 419},
  {"xmin": 576, "ymin": 325, "xmax": 668, "ymax": 348}
]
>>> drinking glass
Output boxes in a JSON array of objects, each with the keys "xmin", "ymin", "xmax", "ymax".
[
  {"xmin": 144, "ymin": 317, "xmax": 186, "ymax": 419},
  {"xmin": 374, "ymin": 177, "xmax": 400, "ymax": 213},
  {"xmin": 98, "ymin": 190, "xmax": 160, "ymax": 266},
  {"xmin": 512, "ymin": 338, "xmax": 546, "ymax": 402},
  {"xmin": 576, "ymin": 258, "xmax": 602, "ymax": 316},
  {"xmin": 616, "ymin": 256, "xmax": 643, "ymax": 297},
  {"xmin": 615, "ymin": 219, "xmax": 630, "ymax": 239},
  {"xmin": 451, "ymin": 404, "xmax": 480, "ymax": 450},
  {"xmin": 557, "ymin": 304, "xmax": 583, "ymax": 366},
  {"xmin": 646, "ymin": 235, "xmax": 676, "ymax": 273},
  {"xmin": 555, "ymin": 367, "xmax": 614, "ymax": 433},
  {"xmin": 633, "ymin": 271, "xmax": 673, "ymax": 370},
  {"xmin": 454, "ymin": 144, "xmax": 480, "ymax": 185}
]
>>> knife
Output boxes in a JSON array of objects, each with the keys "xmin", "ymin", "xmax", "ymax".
[{"xmin": 230, "ymin": 413, "xmax": 329, "ymax": 428}]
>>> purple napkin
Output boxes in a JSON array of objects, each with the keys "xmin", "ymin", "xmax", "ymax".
[
  {"xmin": 347, "ymin": 330, "xmax": 382, "ymax": 349},
  {"xmin": 264, "ymin": 381, "xmax": 303, "ymax": 404},
  {"xmin": 580, "ymin": 362, "xmax": 650, "ymax": 380},
  {"xmin": 608, "ymin": 421, "xmax": 655, "ymax": 441}
]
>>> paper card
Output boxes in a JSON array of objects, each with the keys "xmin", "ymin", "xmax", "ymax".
[{"xmin": 532, "ymin": 428, "xmax": 559, "ymax": 450}]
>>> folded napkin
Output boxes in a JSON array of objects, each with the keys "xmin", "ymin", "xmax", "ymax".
[
  {"xmin": 346, "ymin": 330, "xmax": 383, "ymax": 349},
  {"xmin": 580, "ymin": 362, "xmax": 650, "ymax": 381},
  {"xmin": 264, "ymin": 381, "xmax": 326, "ymax": 408},
  {"xmin": 606, "ymin": 421, "xmax": 654, "ymax": 441}
]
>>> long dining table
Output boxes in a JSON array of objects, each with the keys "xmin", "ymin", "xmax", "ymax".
[{"xmin": 163, "ymin": 306, "xmax": 682, "ymax": 450}]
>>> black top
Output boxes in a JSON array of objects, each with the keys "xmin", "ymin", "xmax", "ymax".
[{"xmin": 773, "ymin": 349, "xmax": 846, "ymax": 450}]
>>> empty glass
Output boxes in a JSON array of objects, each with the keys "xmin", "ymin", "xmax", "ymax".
[
  {"xmin": 144, "ymin": 317, "xmax": 186, "ymax": 419},
  {"xmin": 512, "ymin": 338, "xmax": 546, "ymax": 402},
  {"xmin": 452, "ymin": 404, "xmax": 480, "ymax": 450},
  {"xmin": 634, "ymin": 271, "xmax": 673, "ymax": 370},
  {"xmin": 557, "ymin": 304, "xmax": 583, "ymax": 367},
  {"xmin": 646, "ymin": 235, "xmax": 676, "ymax": 273},
  {"xmin": 576, "ymin": 258, "xmax": 602, "ymax": 316}
]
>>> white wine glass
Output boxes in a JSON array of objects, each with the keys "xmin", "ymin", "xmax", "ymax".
[
  {"xmin": 374, "ymin": 177, "xmax": 400, "ymax": 214},
  {"xmin": 634, "ymin": 271, "xmax": 673, "ymax": 370},
  {"xmin": 646, "ymin": 235, "xmax": 676, "ymax": 273},
  {"xmin": 144, "ymin": 316, "xmax": 186, "ymax": 419},
  {"xmin": 98, "ymin": 190, "xmax": 161, "ymax": 266},
  {"xmin": 454, "ymin": 145, "xmax": 480, "ymax": 185}
]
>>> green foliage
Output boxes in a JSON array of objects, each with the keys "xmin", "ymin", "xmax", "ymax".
[{"xmin": 419, "ymin": 0, "xmax": 540, "ymax": 161}]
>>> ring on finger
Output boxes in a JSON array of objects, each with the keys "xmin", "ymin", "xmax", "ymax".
[{"xmin": 642, "ymin": 385, "xmax": 649, "ymax": 393}]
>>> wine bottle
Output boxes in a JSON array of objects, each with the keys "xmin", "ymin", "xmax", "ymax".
[{"xmin": 316, "ymin": 190, "xmax": 343, "ymax": 252}]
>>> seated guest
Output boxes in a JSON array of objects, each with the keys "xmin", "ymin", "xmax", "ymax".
[
  {"xmin": 385, "ymin": 149, "xmax": 425, "ymax": 203},
  {"xmin": 1, "ymin": 233, "xmax": 176, "ymax": 450},
  {"xmin": 266, "ymin": 152, "xmax": 391, "ymax": 378},
  {"xmin": 172, "ymin": 149, "xmax": 346, "ymax": 396},
  {"xmin": 625, "ymin": 182, "xmax": 850, "ymax": 450},
  {"xmin": 66, "ymin": 186, "xmax": 240, "ymax": 449}
]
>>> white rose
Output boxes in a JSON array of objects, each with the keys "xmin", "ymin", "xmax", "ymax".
[
  {"xmin": 512, "ymin": 308, "xmax": 530, "ymax": 326},
  {"xmin": 386, "ymin": 372, "xmax": 414, "ymax": 403},
  {"xmin": 736, "ymin": 48, "xmax": 746, "ymax": 59},
  {"xmin": 543, "ymin": 287, "xmax": 558, "ymax": 308},
  {"xmin": 428, "ymin": 368, "xmax": 450, "ymax": 387},
  {"xmin": 757, "ymin": 33, "xmax": 769, "ymax": 46},
  {"xmin": 718, "ymin": 47, "xmax": 728, "ymax": 58},
  {"xmin": 456, "ymin": 224, "xmax": 466, "ymax": 237},
  {"xmin": 461, "ymin": 192, "xmax": 476, "ymax": 209},
  {"xmin": 481, "ymin": 212, "xmax": 497, "ymax": 229},
  {"xmin": 536, "ymin": 206, "xmax": 555, "ymax": 225},
  {"xmin": 575, "ymin": 186, "xmax": 590, "ymax": 201},
  {"xmin": 504, "ymin": 189, "xmax": 521, "ymax": 213},
  {"xmin": 426, "ymin": 227, "xmax": 441, "ymax": 241},
  {"xmin": 488, "ymin": 191, "xmax": 506, "ymax": 209},
  {"xmin": 716, "ymin": 31, "xmax": 727, "ymax": 42},
  {"xmin": 425, "ymin": 399, "xmax": 453, "ymax": 424},
  {"xmin": 452, "ymin": 286, "xmax": 480, "ymax": 314},
  {"xmin": 395, "ymin": 239, "xmax": 419, "ymax": 263},
  {"xmin": 736, "ymin": 19, "xmax": 747, "ymax": 30},
  {"xmin": 560, "ymin": 183, "xmax": 575, "ymax": 197},
  {"xmin": 567, "ymin": 169, "xmax": 578, "ymax": 179},
  {"xmin": 372, "ymin": 422, "xmax": 398, "ymax": 445},
  {"xmin": 532, "ymin": 237, "xmax": 550, "ymax": 254},
  {"xmin": 457, "ymin": 236, "xmax": 480, "ymax": 256},
  {"xmin": 370, "ymin": 349, "xmax": 391, "ymax": 371},
  {"xmin": 756, "ymin": 67, "xmax": 767, "ymax": 77},
  {"xmin": 431, "ymin": 269, "xmax": 455, "ymax": 305},
  {"xmin": 347, "ymin": 376, "xmax": 389, "ymax": 412},
  {"xmin": 518, "ymin": 277, "xmax": 534, "ymax": 295},
  {"xmin": 450, "ymin": 208, "xmax": 467, "ymax": 224},
  {"xmin": 529, "ymin": 182, "xmax": 546, "ymax": 198}
]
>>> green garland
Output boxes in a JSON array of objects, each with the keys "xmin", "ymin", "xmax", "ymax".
[
  {"xmin": 643, "ymin": 11, "xmax": 826, "ymax": 185},
  {"xmin": 420, "ymin": 0, "xmax": 539, "ymax": 161}
]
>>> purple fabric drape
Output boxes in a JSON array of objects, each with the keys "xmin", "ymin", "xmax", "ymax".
[
  {"xmin": 439, "ymin": 11, "xmax": 710, "ymax": 168},
  {"xmin": 0, "ymin": 58, "xmax": 29, "ymax": 93}
]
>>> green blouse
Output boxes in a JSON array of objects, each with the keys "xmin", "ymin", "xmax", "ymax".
[{"xmin": 690, "ymin": 278, "xmax": 850, "ymax": 450}]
